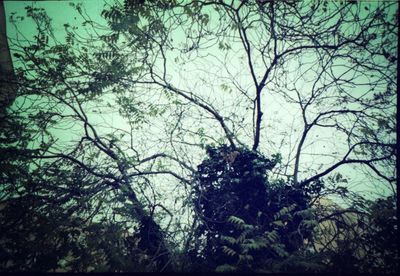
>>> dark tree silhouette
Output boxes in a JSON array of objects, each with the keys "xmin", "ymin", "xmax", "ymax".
[{"xmin": 0, "ymin": 0, "xmax": 397, "ymax": 272}]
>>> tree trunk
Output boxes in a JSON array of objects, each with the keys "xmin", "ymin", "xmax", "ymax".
[
  {"xmin": 0, "ymin": 1, "xmax": 16, "ymax": 120},
  {"xmin": 124, "ymin": 179, "xmax": 173, "ymax": 271}
]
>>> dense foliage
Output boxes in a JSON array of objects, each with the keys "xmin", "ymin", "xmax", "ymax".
[{"xmin": 189, "ymin": 145, "xmax": 324, "ymax": 272}]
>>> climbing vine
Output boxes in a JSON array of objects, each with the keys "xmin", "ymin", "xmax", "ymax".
[{"xmin": 189, "ymin": 145, "xmax": 324, "ymax": 272}]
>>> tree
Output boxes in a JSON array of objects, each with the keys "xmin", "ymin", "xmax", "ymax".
[
  {"xmin": 188, "ymin": 144, "xmax": 324, "ymax": 272},
  {"xmin": 0, "ymin": 0, "xmax": 16, "ymax": 119},
  {"xmin": 1, "ymin": 0, "xmax": 397, "ymax": 272},
  {"xmin": 314, "ymin": 195, "xmax": 399, "ymax": 273}
]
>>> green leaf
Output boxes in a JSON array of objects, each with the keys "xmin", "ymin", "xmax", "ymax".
[
  {"xmin": 238, "ymin": 254, "xmax": 253, "ymax": 262},
  {"xmin": 237, "ymin": 229, "xmax": 252, "ymax": 243},
  {"xmin": 215, "ymin": 264, "xmax": 237, "ymax": 272},
  {"xmin": 271, "ymin": 243, "xmax": 288, "ymax": 257},
  {"xmin": 221, "ymin": 235, "xmax": 237, "ymax": 245},
  {"xmin": 266, "ymin": 230, "xmax": 279, "ymax": 242},
  {"xmin": 272, "ymin": 220, "xmax": 284, "ymax": 227},
  {"xmin": 302, "ymin": 219, "xmax": 319, "ymax": 229},
  {"xmin": 222, "ymin": 245, "xmax": 237, "ymax": 257},
  {"xmin": 228, "ymin": 216, "xmax": 245, "ymax": 225},
  {"xmin": 243, "ymin": 237, "xmax": 268, "ymax": 251}
]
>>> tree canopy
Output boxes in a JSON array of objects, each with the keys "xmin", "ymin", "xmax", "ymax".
[{"xmin": 0, "ymin": 0, "xmax": 398, "ymax": 272}]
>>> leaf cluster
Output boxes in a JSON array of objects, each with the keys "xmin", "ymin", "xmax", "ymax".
[{"xmin": 189, "ymin": 145, "xmax": 323, "ymax": 272}]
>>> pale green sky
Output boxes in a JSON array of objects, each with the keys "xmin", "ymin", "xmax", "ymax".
[{"xmin": 4, "ymin": 0, "xmax": 397, "ymax": 207}]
